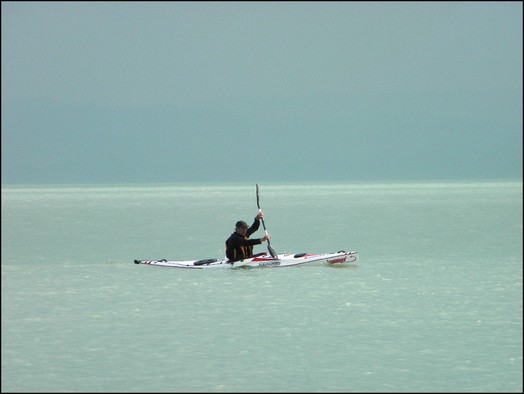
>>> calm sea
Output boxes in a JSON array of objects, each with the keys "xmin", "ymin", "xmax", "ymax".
[{"xmin": 1, "ymin": 181, "xmax": 522, "ymax": 393}]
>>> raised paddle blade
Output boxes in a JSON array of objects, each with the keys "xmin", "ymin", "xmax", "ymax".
[{"xmin": 255, "ymin": 184, "xmax": 278, "ymax": 259}]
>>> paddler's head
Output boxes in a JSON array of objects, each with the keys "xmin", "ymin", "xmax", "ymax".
[{"xmin": 235, "ymin": 220, "xmax": 249, "ymax": 236}]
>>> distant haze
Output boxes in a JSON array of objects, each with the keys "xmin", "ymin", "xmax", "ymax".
[{"xmin": 2, "ymin": 2, "xmax": 522, "ymax": 184}]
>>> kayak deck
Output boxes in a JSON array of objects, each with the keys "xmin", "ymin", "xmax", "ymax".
[{"xmin": 134, "ymin": 251, "xmax": 358, "ymax": 269}]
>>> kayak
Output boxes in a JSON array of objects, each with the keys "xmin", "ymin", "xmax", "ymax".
[
  {"xmin": 134, "ymin": 186, "xmax": 358, "ymax": 270},
  {"xmin": 134, "ymin": 251, "xmax": 358, "ymax": 269},
  {"xmin": 134, "ymin": 250, "xmax": 358, "ymax": 269}
]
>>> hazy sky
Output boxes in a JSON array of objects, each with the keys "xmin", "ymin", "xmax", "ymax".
[{"xmin": 2, "ymin": 1, "xmax": 522, "ymax": 184}]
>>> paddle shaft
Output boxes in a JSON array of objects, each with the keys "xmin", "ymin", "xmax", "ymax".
[{"xmin": 256, "ymin": 184, "xmax": 277, "ymax": 258}]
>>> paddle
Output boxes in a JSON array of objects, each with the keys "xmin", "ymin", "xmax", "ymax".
[{"xmin": 256, "ymin": 184, "xmax": 278, "ymax": 259}]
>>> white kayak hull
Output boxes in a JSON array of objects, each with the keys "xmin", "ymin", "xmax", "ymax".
[{"xmin": 134, "ymin": 251, "xmax": 358, "ymax": 269}]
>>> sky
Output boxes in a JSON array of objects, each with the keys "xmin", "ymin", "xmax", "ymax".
[{"xmin": 2, "ymin": 1, "xmax": 522, "ymax": 185}]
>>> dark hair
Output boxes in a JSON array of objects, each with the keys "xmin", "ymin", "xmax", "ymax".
[{"xmin": 235, "ymin": 220, "xmax": 248, "ymax": 229}]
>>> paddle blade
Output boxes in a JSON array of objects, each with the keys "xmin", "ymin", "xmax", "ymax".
[{"xmin": 267, "ymin": 241, "xmax": 278, "ymax": 259}]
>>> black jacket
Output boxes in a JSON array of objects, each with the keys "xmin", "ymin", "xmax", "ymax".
[{"xmin": 225, "ymin": 218, "xmax": 261, "ymax": 261}]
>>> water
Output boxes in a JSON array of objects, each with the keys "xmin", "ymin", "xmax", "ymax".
[{"xmin": 2, "ymin": 181, "xmax": 522, "ymax": 392}]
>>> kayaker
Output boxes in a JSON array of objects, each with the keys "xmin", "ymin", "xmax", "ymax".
[{"xmin": 225, "ymin": 210, "xmax": 270, "ymax": 261}]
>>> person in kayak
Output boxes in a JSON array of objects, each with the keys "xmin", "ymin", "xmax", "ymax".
[{"xmin": 225, "ymin": 210, "xmax": 270, "ymax": 261}]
